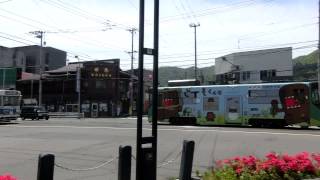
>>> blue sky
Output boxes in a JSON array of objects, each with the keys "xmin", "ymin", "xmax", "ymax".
[{"xmin": 0, "ymin": 0, "xmax": 317, "ymax": 70}]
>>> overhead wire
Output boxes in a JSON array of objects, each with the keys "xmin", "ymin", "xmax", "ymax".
[
  {"xmin": 138, "ymin": 44, "xmax": 317, "ymax": 69},
  {"xmin": 158, "ymin": 40, "xmax": 318, "ymax": 60},
  {"xmin": 160, "ymin": 0, "xmax": 263, "ymax": 23},
  {"xmin": 0, "ymin": 31, "xmax": 95, "ymax": 61},
  {"xmin": 0, "ymin": 7, "xmax": 128, "ymax": 52}
]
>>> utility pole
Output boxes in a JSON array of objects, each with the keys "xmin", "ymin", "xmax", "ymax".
[
  {"xmin": 127, "ymin": 28, "xmax": 137, "ymax": 116},
  {"xmin": 317, "ymin": 0, "xmax": 320, "ymax": 95},
  {"xmin": 30, "ymin": 31, "xmax": 44, "ymax": 106},
  {"xmin": 75, "ymin": 56, "xmax": 81, "ymax": 119},
  {"xmin": 189, "ymin": 23, "xmax": 200, "ymax": 80}
]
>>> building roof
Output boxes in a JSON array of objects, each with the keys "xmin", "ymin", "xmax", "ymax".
[
  {"xmin": 46, "ymin": 63, "xmax": 83, "ymax": 74},
  {"xmin": 216, "ymin": 47, "xmax": 292, "ymax": 59},
  {"xmin": 19, "ymin": 72, "xmax": 40, "ymax": 81}
]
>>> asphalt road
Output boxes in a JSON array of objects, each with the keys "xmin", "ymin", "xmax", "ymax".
[{"xmin": 0, "ymin": 117, "xmax": 320, "ymax": 180}]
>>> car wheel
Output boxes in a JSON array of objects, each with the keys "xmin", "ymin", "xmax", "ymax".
[{"xmin": 45, "ymin": 116, "xmax": 49, "ymax": 120}]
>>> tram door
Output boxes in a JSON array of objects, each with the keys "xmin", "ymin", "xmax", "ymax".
[
  {"xmin": 225, "ymin": 96, "xmax": 242, "ymax": 124},
  {"xmin": 91, "ymin": 103, "xmax": 98, "ymax": 118}
]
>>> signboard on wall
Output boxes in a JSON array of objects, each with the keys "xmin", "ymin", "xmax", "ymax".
[
  {"xmin": 0, "ymin": 68, "xmax": 17, "ymax": 89},
  {"xmin": 83, "ymin": 61, "xmax": 119, "ymax": 80}
]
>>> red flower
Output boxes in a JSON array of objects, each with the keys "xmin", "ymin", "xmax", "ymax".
[
  {"xmin": 236, "ymin": 167, "xmax": 242, "ymax": 175},
  {"xmin": 0, "ymin": 174, "xmax": 17, "ymax": 180}
]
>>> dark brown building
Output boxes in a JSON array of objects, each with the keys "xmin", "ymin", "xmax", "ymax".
[{"xmin": 17, "ymin": 59, "xmax": 134, "ymax": 117}]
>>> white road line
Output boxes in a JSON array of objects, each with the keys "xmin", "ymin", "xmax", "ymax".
[{"xmin": 2, "ymin": 125, "xmax": 320, "ymax": 137}]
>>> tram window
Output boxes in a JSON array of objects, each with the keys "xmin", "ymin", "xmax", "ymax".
[
  {"xmin": 311, "ymin": 90, "xmax": 320, "ymax": 105},
  {"xmin": 203, "ymin": 97, "xmax": 219, "ymax": 111},
  {"xmin": 293, "ymin": 89, "xmax": 306, "ymax": 103},
  {"xmin": 248, "ymin": 90, "xmax": 279, "ymax": 104}
]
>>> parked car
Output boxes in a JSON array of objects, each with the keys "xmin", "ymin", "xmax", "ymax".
[{"xmin": 20, "ymin": 106, "xmax": 49, "ymax": 120}]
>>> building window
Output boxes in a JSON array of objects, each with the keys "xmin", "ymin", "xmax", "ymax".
[
  {"xmin": 45, "ymin": 53, "xmax": 49, "ymax": 65},
  {"xmin": 242, "ymin": 71, "xmax": 250, "ymax": 81},
  {"xmin": 95, "ymin": 80, "xmax": 106, "ymax": 89},
  {"xmin": 260, "ymin": 69, "xmax": 276, "ymax": 80}
]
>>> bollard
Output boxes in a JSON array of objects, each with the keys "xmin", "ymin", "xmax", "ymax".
[
  {"xmin": 118, "ymin": 146, "xmax": 132, "ymax": 180},
  {"xmin": 179, "ymin": 140, "xmax": 195, "ymax": 180},
  {"xmin": 37, "ymin": 154, "xmax": 55, "ymax": 180}
]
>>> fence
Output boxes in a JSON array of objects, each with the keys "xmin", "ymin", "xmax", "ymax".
[
  {"xmin": 36, "ymin": 140, "xmax": 195, "ymax": 180},
  {"xmin": 48, "ymin": 112, "xmax": 84, "ymax": 118}
]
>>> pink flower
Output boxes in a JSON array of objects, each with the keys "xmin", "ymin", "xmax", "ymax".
[
  {"xmin": 236, "ymin": 167, "xmax": 242, "ymax": 175},
  {"xmin": 0, "ymin": 174, "xmax": 17, "ymax": 180}
]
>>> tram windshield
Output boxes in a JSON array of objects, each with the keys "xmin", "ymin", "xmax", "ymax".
[{"xmin": 311, "ymin": 82, "xmax": 320, "ymax": 106}]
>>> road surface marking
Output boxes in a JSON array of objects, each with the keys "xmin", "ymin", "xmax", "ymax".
[{"xmin": 2, "ymin": 125, "xmax": 320, "ymax": 137}]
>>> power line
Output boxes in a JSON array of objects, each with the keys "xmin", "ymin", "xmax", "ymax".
[
  {"xmin": 161, "ymin": 0, "xmax": 266, "ymax": 23},
  {"xmin": 39, "ymin": 0, "xmax": 129, "ymax": 30},
  {"xmin": 0, "ymin": 8, "xmax": 128, "ymax": 52},
  {"xmin": 140, "ymin": 44, "xmax": 317, "ymax": 67},
  {"xmin": 0, "ymin": 32, "xmax": 96, "ymax": 61},
  {"xmin": 159, "ymin": 40, "xmax": 318, "ymax": 60},
  {"xmin": 0, "ymin": 0, "xmax": 13, "ymax": 3}
]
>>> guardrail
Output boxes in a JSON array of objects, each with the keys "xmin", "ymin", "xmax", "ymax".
[
  {"xmin": 37, "ymin": 140, "xmax": 196, "ymax": 180},
  {"xmin": 48, "ymin": 112, "xmax": 84, "ymax": 118}
]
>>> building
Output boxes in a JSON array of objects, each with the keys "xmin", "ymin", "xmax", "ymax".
[
  {"xmin": 215, "ymin": 47, "xmax": 293, "ymax": 84},
  {"xmin": 125, "ymin": 69, "xmax": 153, "ymax": 114},
  {"xmin": 0, "ymin": 46, "xmax": 25, "ymax": 89},
  {"xmin": 14, "ymin": 45, "xmax": 66, "ymax": 74},
  {"xmin": 17, "ymin": 59, "xmax": 134, "ymax": 117},
  {"xmin": 0, "ymin": 46, "xmax": 26, "ymax": 71}
]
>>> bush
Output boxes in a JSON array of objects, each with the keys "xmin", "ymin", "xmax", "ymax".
[{"xmin": 200, "ymin": 152, "xmax": 320, "ymax": 180}]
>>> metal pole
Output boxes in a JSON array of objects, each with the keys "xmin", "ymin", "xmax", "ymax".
[
  {"xmin": 118, "ymin": 146, "xmax": 132, "ymax": 180},
  {"xmin": 318, "ymin": 0, "xmax": 320, "ymax": 95},
  {"xmin": 136, "ymin": 0, "xmax": 145, "ymax": 179},
  {"xmin": 194, "ymin": 25, "xmax": 197, "ymax": 80},
  {"xmin": 75, "ymin": 56, "xmax": 81, "ymax": 119},
  {"xmin": 179, "ymin": 140, "xmax": 195, "ymax": 180},
  {"xmin": 77, "ymin": 67, "xmax": 81, "ymax": 119},
  {"xmin": 189, "ymin": 23, "xmax": 200, "ymax": 80},
  {"xmin": 129, "ymin": 28, "xmax": 137, "ymax": 116},
  {"xmin": 31, "ymin": 80, "xmax": 33, "ymax": 98},
  {"xmin": 152, "ymin": 0, "xmax": 159, "ymax": 178},
  {"xmin": 2, "ymin": 68, "xmax": 5, "ymax": 89},
  {"xmin": 39, "ymin": 31, "xmax": 43, "ymax": 106},
  {"xmin": 37, "ymin": 154, "xmax": 55, "ymax": 180}
]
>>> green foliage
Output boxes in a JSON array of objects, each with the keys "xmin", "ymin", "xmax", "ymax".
[{"xmin": 293, "ymin": 50, "xmax": 318, "ymax": 81}]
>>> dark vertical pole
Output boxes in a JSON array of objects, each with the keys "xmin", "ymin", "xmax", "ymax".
[
  {"xmin": 118, "ymin": 146, "xmax": 132, "ymax": 180},
  {"xmin": 152, "ymin": 0, "xmax": 159, "ymax": 178},
  {"xmin": 318, "ymin": 0, "xmax": 320, "ymax": 94},
  {"xmin": 37, "ymin": 154, "xmax": 55, "ymax": 180},
  {"xmin": 179, "ymin": 140, "xmax": 195, "ymax": 180},
  {"xmin": 130, "ymin": 29, "xmax": 135, "ymax": 116},
  {"xmin": 194, "ymin": 26, "xmax": 197, "ymax": 80},
  {"xmin": 136, "ymin": 0, "xmax": 145, "ymax": 179}
]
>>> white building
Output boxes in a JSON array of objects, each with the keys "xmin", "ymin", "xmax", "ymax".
[{"xmin": 215, "ymin": 47, "xmax": 293, "ymax": 84}]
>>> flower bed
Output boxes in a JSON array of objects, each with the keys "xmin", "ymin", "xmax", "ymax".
[
  {"xmin": 0, "ymin": 174, "xmax": 17, "ymax": 180},
  {"xmin": 200, "ymin": 152, "xmax": 320, "ymax": 180}
]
